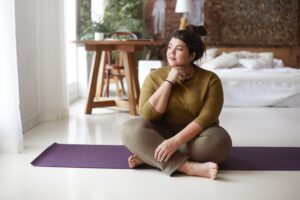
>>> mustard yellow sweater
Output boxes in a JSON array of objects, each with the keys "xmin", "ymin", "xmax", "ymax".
[{"xmin": 139, "ymin": 66, "xmax": 223, "ymax": 129}]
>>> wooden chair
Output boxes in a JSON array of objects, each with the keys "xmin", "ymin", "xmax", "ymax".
[{"xmin": 103, "ymin": 32, "xmax": 138, "ymax": 97}]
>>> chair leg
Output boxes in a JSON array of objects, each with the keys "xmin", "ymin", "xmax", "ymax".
[
  {"xmin": 104, "ymin": 69, "xmax": 111, "ymax": 97},
  {"xmin": 120, "ymin": 78, "xmax": 126, "ymax": 96},
  {"xmin": 113, "ymin": 77, "xmax": 121, "ymax": 97}
]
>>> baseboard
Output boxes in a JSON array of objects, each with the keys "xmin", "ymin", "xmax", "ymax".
[{"xmin": 22, "ymin": 113, "xmax": 39, "ymax": 132}]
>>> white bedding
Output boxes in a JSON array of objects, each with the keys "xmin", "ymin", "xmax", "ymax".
[{"xmin": 210, "ymin": 67, "xmax": 300, "ymax": 107}]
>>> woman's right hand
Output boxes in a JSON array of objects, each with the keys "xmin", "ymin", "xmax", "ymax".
[{"xmin": 166, "ymin": 67, "xmax": 181, "ymax": 84}]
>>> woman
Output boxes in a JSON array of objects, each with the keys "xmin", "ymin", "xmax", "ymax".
[{"xmin": 121, "ymin": 25, "xmax": 232, "ymax": 179}]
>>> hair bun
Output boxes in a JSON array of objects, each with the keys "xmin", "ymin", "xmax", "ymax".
[{"xmin": 185, "ymin": 25, "xmax": 207, "ymax": 36}]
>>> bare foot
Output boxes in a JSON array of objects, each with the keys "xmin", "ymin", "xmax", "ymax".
[
  {"xmin": 128, "ymin": 154, "xmax": 145, "ymax": 168},
  {"xmin": 178, "ymin": 161, "xmax": 218, "ymax": 180}
]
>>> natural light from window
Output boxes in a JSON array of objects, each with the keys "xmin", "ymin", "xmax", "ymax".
[
  {"xmin": 64, "ymin": 0, "xmax": 108, "ymax": 103},
  {"xmin": 91, "ymin": 0, "xmax": 107, "ymax": 22}
]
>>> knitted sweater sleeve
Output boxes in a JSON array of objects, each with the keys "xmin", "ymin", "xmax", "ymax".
[
  {"xmin": 193, "ymin": 74, "xmax": 224, "ymax": 129},
  {"xmin": 138, "ymin": 74, "xmax": 164, "ymax": 121}
]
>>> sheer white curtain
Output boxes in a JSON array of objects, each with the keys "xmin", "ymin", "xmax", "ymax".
[
  {"xmin": 37, "ymin": 0, "xmax": 69, "ymax": 122},
  {"xmin": 0, "ymin": 0, "xmax": 23, "ymax": 153}
]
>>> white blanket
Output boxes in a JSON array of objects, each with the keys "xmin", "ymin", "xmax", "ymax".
[{"xmin": 210, "ymin": 67, "xmax": 300, "ymax": 107}]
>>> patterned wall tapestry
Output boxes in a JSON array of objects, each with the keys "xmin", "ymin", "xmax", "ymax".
[{"xmin": 221, "ymin": 0, "xmax": 298, "ymax": 46}]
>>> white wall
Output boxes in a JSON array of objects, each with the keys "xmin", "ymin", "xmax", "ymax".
[{"xmin": 15, "ymin": 0, "xmax": 39, "ymax": 131}]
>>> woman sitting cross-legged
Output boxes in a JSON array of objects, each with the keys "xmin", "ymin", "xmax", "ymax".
[{"xmin": 121, "ymin": 25, "xmax": 232, "ymax": 179}]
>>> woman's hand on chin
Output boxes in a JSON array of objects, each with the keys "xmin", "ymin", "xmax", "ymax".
[
  {"xmin": 166, "ymin": 67, "xmax": 181, "ymax": 84},
  {"xmin": 174, "ymin": 65, "xmax": 194, "ymax": 82}
]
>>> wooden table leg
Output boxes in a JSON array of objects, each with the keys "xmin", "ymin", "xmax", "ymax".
[
  {"xmin": 122, "ymin": 51, "xmax": 138, "ymax": 115},
  {"xmin": 128, "ymin": 53, "xmax": 140, "ymax": 113},
  {"xmin": 96, "ymin": 51, "xmax": 107, "ymax": 98},
  {"xmin": 85, "ymin": 50, "xmax": 101, "ymax": 114},
  {"xmin": 129, "ymin": 53, "xmax": 140, "ymax": 101}
]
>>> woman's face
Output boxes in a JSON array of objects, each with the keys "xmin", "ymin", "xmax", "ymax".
[{"xmin": 167, "ymin": 37, "xmax": 194, "ymax": 67}]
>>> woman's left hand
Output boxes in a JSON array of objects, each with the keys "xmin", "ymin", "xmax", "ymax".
[{"xmin": 154, "ymin": 137, "xmax": 180, "ymax": 163}]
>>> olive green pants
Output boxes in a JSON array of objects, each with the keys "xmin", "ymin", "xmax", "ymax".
[{"xmin": 121, "ymin": 117, "xmax": 232, "ymax": 176}]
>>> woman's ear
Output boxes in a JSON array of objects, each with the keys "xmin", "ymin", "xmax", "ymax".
[{"xmin": 190, "ymin": 52, "xmax": 196, "ymax": 61}]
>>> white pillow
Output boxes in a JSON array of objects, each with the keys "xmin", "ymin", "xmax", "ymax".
[
  {"xmin": 228, "ymin": 51, "xmax": 274, "ymax": 67},
  {"xmin": 228, "ymin": 51, "xmax": 274, "ymax": 69},
  {"xmin": 238, "ymin": 58, "xmax": 272, "ymax": 69},
  {"xmin": 195, "ymin": 48, "xmax": 218, "ymax": 66},
  {"xmin": 201, "ymin": 53, "xmax": 239, "ymax": 69},
  {"xmin": 258, "ymin": 52, "xmax": 274, "ymax": 67},
  {"xmin": 203, "ymin": 48, "xmax": 219, "ymax": 62},
  {"xmin": 228, "ymin": 51, "xmax": 259, "ymax": 59},
  {"xmin": 273, "ymin": 58, "xmax": 284, "ymax": 68}
]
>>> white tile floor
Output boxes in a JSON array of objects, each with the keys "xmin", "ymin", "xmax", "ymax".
[{"xmin": 1, "ymin": 99, "xmax": 300, "ymax": 200}]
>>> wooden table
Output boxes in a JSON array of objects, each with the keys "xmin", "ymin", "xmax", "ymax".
[{"xmin": 76, "ymin": 40, "xmax": 164, "ymax": 115}]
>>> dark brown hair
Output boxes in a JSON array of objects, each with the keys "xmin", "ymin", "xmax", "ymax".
[{"xmin": 171, "ymin": 25, "xmax": 207, "ymax": 62}]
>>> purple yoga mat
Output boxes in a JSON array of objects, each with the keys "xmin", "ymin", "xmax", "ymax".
[
  {"xmin": 31, "ymin": 143, "xmax": 300, "ymax": 171},
  {"xmin": 31, "ymin": 143, "xmax": 132, "ymax": 169},
  {"xmin": 220, "ymin": 147, "xmax": 300, "ymax": 170}
]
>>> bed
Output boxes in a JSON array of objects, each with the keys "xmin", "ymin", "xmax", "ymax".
[{"xmin": 197, "ymin": 47, "xmax": 300, "ymax": 107}]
